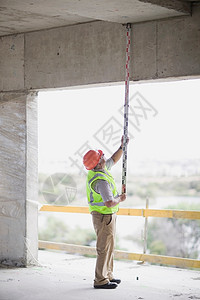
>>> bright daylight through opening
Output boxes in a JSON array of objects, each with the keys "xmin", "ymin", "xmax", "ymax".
[{"xmin": 38, "ymin": 79, "xmax": 200, "ymax": 259}]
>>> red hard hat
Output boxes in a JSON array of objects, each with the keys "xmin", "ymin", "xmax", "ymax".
[{"xmin": 83, "ymin": 149, "xmax": 103, "ymax": 170}]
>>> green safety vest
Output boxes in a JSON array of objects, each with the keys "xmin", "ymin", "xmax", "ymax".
[{"xmin": 86, "ymin": 167, "xmax": 119, "ymax": 214}]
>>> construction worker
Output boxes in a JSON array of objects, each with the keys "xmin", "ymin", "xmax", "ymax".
[{"xmin": 83, "ymin": 136, "xmax": 128, "ymax": 289}]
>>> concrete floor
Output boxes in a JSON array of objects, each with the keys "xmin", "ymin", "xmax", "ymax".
[{"xmin": 0, "ymin": 250, "xmax": 200, "ymax": 300}]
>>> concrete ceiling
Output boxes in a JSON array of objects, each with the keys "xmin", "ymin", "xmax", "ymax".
[{"xmin": 0, "ymin": 0, "xmax": 197, "ymax": 37}]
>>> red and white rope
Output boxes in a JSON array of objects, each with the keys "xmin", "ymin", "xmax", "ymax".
[{"xmin": 122, "ymin": 23, "xmax": 131, "ymax": 194}]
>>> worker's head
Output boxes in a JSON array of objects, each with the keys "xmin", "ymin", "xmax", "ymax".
[{"xmin": 83, "ymin": 149, "xmax": 105, "ymax": 170}]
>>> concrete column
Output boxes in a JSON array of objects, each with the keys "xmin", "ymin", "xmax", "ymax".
[{"xmin": 0, "ymin": 91, "xmax": 38, "ymax": 266}]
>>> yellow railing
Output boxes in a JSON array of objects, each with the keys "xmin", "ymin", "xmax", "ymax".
[
  {"xmin": 39, "ymin": 205, "xmax": 200, "ymax": 269},
  {"xmin": 40, "ymin": 205, "xmax": 200, "ymax": 219}
]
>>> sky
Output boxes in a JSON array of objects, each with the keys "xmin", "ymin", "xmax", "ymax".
[{"xmin": 38, "ymin": 78, "xmax": 200, "ymax": 174}]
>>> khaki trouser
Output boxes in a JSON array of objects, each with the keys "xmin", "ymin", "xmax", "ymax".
[{"xmin": 91, "ymin": 211, "xmax": 117, "ymax": 286}]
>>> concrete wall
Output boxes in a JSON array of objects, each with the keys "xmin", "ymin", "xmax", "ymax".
[
  {"xmin": 0, "ymin": 92, "xmax": 38, "ymax": 266},
  {"xmin": 132, "ymin": 4, "xmax": 200, "ymax": 81},
  {"xmin": 0, "ymin": 3, "xmax": 200, "ymax": 93}
]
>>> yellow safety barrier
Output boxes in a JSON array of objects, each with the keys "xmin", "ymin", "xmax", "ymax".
[
  {"xmin": 39, "ymin": 205, "xmax": 200, "ymax": 268},
  {"xmin": 40, "ymin": 205, "xmax": 200, "ymax": 219},
  {"xmin": 38, "ymin": 240, "xmax": 200, "ymax": 269}
]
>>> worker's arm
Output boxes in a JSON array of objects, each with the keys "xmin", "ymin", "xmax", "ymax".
[
  {"xmin": 111, "ymin": 146, "xmax": 123, "ymax": 164},
  {"xmin": 94, "ymin": 180, "xmax": 126, "ymax": 207},
  {"xmin": 104, "ymin": 193, "xmax": 126, "ymax": 208},
  {"xmin": 111, "ymin": 136, "xmax": 129, "ymax": 164}
]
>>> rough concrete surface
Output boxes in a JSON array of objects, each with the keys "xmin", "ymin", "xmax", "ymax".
[
  {"xmin": 0, "ymin": 93, "xmax": 26, "ymax": 266},
  {"xmin": 0, "ymin": 92, "xmax": 38, "ymax": 266},
  {"xmin": 0, "ymin": 0, "xmax": 190, "ymax": 37},
  {"xmin": 0, "ymin": 34, "xmax": 24, "ymax": 91},
  {"xmin": 24, "ymin": 21, "xmax": 125, "ymax": 90},
  {"xmin": 0, "ymin": 250, "xmax": 200, "ymax": 300},
  {"xmin": 1, "ymin": 3, "xmax": 200, "ymax": 93}
]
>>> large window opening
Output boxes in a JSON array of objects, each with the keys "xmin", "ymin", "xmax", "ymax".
[{"xmin": 38, "ymin": 79, "xmax": 200, "ymax": 258}]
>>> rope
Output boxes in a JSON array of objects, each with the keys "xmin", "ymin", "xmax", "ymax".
[{"xmin": 122, "ymin": 23, "xmax": 131, "ymax": 194}]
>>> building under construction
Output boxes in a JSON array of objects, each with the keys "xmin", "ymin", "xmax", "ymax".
[{"xmin": 0, "ymin": 1, "xmax": 200, "ymax": 299}]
